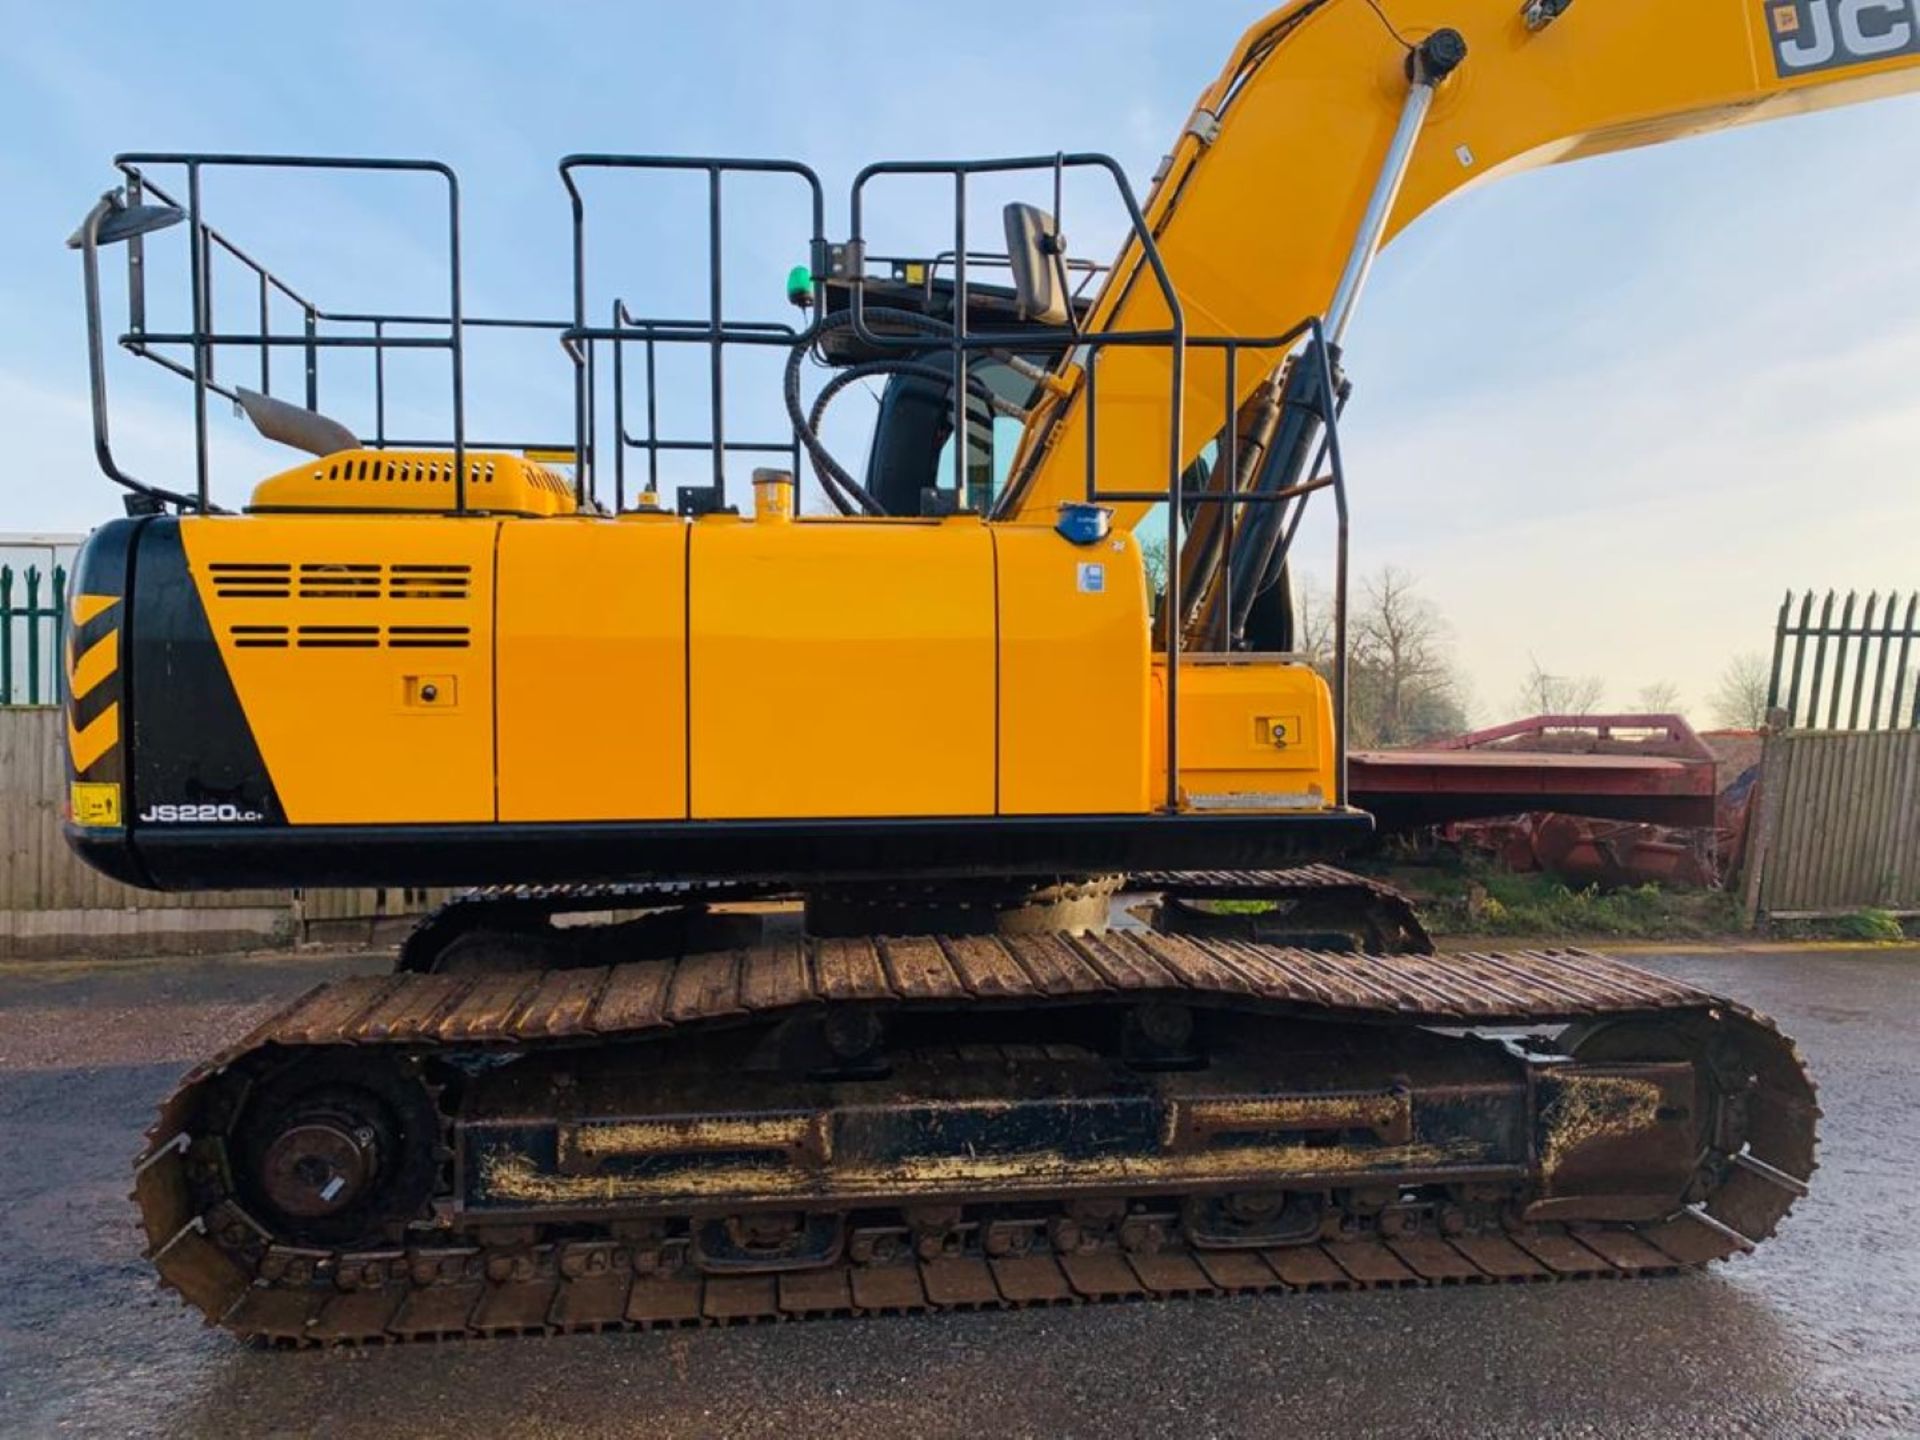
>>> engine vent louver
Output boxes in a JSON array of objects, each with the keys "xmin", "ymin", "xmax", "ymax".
[
  {"xmin": 215, "ymin": 558, "xmax": 474, "ymax": 653},
  {"xmin": 388, "ymin": 563, "xmax": 473, "ymax": 601},
  {"xmin": 312, "ymin": 454, "xmax": 574, "ymax": 505},
  {"xmin": 294, "ymin": 625, "xmax": 381, "ymax": 649},
  {"xmin": 209, "ymin": 562, "xmax": 292, "ymax": 599},
  {"xmin": 207, "ymin": 561, "xmax": 472, "ymax": 602},
  {"xmin": 321, "ymin": 455, "xmax": 500, "ymax": 489},
  {"xmin": 298, "ymin": 562, "xmax": 381, "ymax": 599},
  {"xmin": 230, "ymin": 624, "xmax": 289, "ymax": 649},
  {"xmin": 226, "ymin": 622, "xmax": 470, "ymax": 651},
  {"xmin": 387, "ymin": 625, "xmax": 471, "ymax": 650}
]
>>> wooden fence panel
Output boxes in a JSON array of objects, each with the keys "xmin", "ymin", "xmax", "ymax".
[
  {"xmin": 300, "ymin": 886, "xmax": 457, "ymax": 923},
  {"xmin": 1757, "ymin": 729, "xmax": 1920, "ymax": 917}
]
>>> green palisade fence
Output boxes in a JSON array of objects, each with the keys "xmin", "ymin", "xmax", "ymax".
[
  {"xmin": 0, "ymin": 564, "xmax": 68, "ymax": 707},
  {"xmin": 1768, "ymin": 588, "xmax": 1919, "ymax": 731}
]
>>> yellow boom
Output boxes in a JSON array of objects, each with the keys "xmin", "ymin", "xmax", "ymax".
[{"xmin": 1001, "ymin": 0, "xmax": 1920, "ymax": 527}]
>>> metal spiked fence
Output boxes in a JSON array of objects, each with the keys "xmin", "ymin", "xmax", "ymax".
[
  {"xmin": 1767, "ymin": 589, "xmax": 1918, "ymax": 731},
  {"xmin": 0, "ymin": 564, "xmax": 69, "ymax": 706}
]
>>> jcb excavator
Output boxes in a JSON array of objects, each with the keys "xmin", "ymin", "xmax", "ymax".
[{"xmin": 65, "ymin": 1, "xmax": 1915, "ymax": 1342}]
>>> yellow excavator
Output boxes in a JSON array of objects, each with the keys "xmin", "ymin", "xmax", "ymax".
[{"xmin": 65, "ymin": 1, "xmax": 1915, "ymax": 1341}]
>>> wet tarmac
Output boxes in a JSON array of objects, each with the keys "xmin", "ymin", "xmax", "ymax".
[{"xmin": 1, "ymin": 945, "xmax": 1915, "ymax": 1438}]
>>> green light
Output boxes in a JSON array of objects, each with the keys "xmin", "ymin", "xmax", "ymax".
[{"xmin": 785, "ymin": 264, "xmax": 814, "ymax": 308}]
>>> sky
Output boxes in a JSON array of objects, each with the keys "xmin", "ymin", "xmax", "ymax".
[{"xmin": 1, "ymin": 0, "xmax": 1916, "ymax": 723}]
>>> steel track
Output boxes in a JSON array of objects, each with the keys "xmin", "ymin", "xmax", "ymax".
[
  {"xmin": 210, "ymin": 1202, "xmax": 1750, "ymax": 1345},
  {"xmin": 134, "ymin": 934, "xmax": 1818, "ymax": 1345},
  {"xmin": 395, "ymin": 865, "xmax": 1430, "ymax": 971}
]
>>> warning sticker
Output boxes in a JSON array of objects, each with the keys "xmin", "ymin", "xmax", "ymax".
[
  {"xmin": 71, "ymin": 782, "xmax": 122, "ymax": 828},
  {"xmin": 1077, "ymin": 563, "xmax": 1106, "ymax": 594}
]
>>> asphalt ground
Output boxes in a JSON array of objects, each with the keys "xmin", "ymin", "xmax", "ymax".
[{"xmin": 1, "ymin": 945, "xmax": 1915, "ymax": 1439}]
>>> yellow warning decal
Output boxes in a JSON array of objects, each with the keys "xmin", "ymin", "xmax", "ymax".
[
  {"xmin": 68, "ymin": 631, "xmax": 118, "ymax": 702},
  {"xmin": 67, "ymin": 702, "xmax": 119, "ymax": 774},
  {"xmin": 522, "ymin": 448, "xmax": 578, "ymax": 467},
  {"xmin": 71, "ymin": 782, "xmax": 122, "ymax": 828},
  {"xmin": 73, "ymin": 593, "xmax": 120, "ymax": 625}
]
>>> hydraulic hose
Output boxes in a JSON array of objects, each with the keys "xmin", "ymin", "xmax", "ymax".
[
  {"xmin": 786, "ymin": 307, "xmax": 974, "ymax": 515},
  {"xmin": 808, "ymin": 358, "xmax": 1012, "ymax": 501}
]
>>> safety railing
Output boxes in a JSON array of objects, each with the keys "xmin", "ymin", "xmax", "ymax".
[
  {"xmin": 558, "ymin": 155, "xmax": 829, "ymax": 515},
  {"xmin": 607, "ymin": 300, "xmax": 805, "ymax": 514},
  {"xmin": 845, "ymin": 152, "xmax": 1351, "ymax": 811},
  {"xmin": 76, "ymin": 154, "xmax": 575, "ymax": 515}
]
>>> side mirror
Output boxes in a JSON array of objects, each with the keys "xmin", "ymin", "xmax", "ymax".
[
  {"xmin": 1003, "ymin": 203, "xmax": 1069, "ymax": 327},
  {"xmin": 67, "ymin": 190, "xmax": 201, "ymax": 511},
  {"xmin": 66, "ymin": 195, "xmax": 184, "ymax": 250}
]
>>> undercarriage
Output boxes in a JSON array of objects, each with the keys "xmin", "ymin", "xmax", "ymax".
[{"xmin": 136, "ymin": 872, "xmax": 1816, "ymax": 1345}]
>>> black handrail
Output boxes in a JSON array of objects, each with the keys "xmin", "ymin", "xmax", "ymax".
[
  {"xmin": 114, "ymin": 153, "xmax": 468, "ymax": 510},
  {"xmin": 87, "ymin": 156, "xmax": 588, "ymax": 514},
  {"xmin": 558, "ymin": 154, "xmax": 829, "ymax": 511},
  {"xmin": 845, "ymin": 153, "xmax": 1349, "ymax": 812},
  {"xmin": 608, "ymin": 300, "xmax": 803, "ymax": 513}
]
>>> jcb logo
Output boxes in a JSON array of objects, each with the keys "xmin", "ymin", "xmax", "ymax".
[{"xmin": 1768, "ymin": 0, "xmax": 1920, "ymax": 75}]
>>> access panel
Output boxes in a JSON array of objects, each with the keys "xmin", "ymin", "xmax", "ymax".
[{"xmin": 689, "ymin": 517, "xmax": 996, "ymax": 819}]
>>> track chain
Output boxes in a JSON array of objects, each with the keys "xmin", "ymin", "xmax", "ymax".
[
  {"xmin": 137, "ymin": 937, "xmax": 1818, "ymax": 1345},
  {"xmin": 214, "ymin": 1218, "xmax": 1735, "ymax": 1346},
  {"xmin": 398, "ymin": 878, "xmax": 798, "ymax": 972},
  {"xmin": 1134, "ymin": 866, "xmax": 1435, "ymax": 953},
  {"xmin": 398, "ymin": 865, "xmax": 1426, "ymax": 971}
]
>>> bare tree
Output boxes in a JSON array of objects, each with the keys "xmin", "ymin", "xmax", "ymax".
[
  {"xmin": 1291, "ymin": 571, "xmax": 1335, "ymax": 670},
  {"xmin": 1138, "ymin": 534, "xmax": 1168, "ymax": 597},
  {"xmin": 1709, "ymin": 651, "xmax": 1772, "ymax": 729},
  {"xmin": 1137, "ymin": 559, "xmax": 1465, "ymax": 746},
  {"xmin": 1514, "ymin": 657, "xmax": 1605, "ymax": 716},
  {"xmin": 1635, "ymin": 680, "xmax": 1683, "ymax": 714},
  {"xmin": 1349, "ymin": 566, "xmax": 1466, "ymax": 746}
]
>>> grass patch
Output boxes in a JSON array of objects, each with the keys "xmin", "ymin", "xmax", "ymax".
[
  {"xmin": 1464, "ymin": 876, "xmax": 1742, "ymax": 940},
  {"xmin": 1196, "ymin": 854, "xmax": 1917, "ymax": 945},
  {"xmin": 1829, "ymin": 908, "xmax": 1907, "ymax": 942},
  {"xmin": 1347, "ymin": 857, "xmax": 1743, "ymax": 942}
]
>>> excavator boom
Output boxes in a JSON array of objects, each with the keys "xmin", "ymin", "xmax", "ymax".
[{"xmin": 999, "ymin": 0, "xmax": 1920, "ymax": 527}]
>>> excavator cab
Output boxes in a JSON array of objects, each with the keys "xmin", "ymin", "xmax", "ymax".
[
  {"xmin": 803, "ymin": 205, "xmax": 1099, "ymax": 519},
  {"xmin": 806, "ymin": 207, "xmax": 1302, "ymax": 647}
]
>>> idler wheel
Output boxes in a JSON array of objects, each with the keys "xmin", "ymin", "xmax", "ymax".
[
  {"xmin": 230, "ymin": 1055, "xmax": 443, "ymax": 1247},
  {"xmin": 259, "ymin": 1117, "xmax": 379, "ymax": 1218}
]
